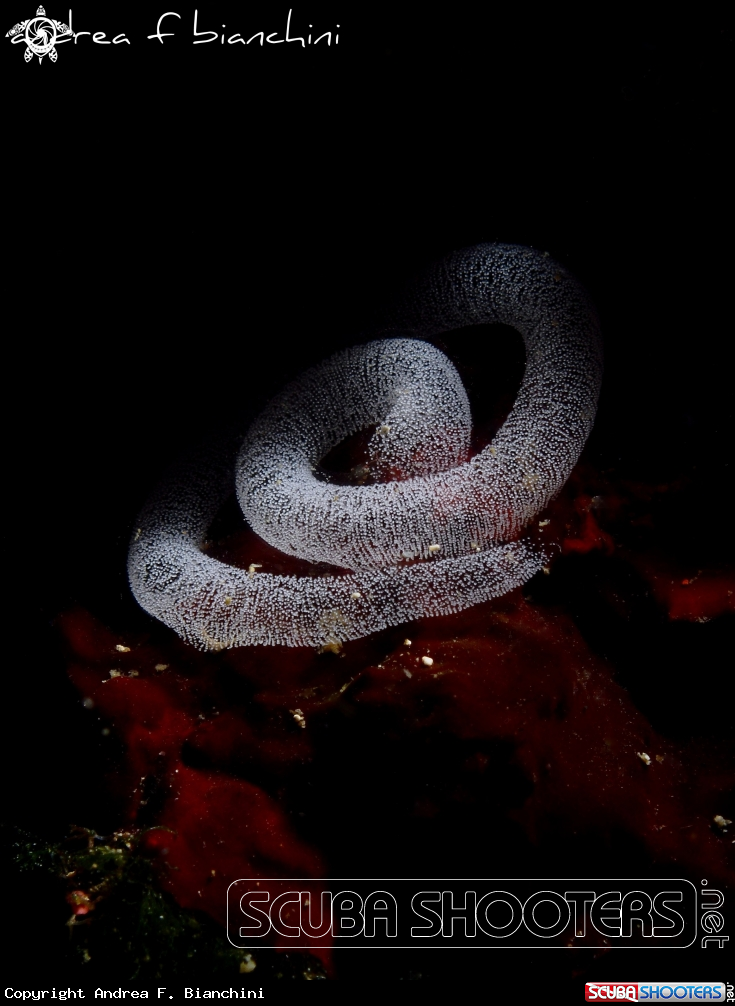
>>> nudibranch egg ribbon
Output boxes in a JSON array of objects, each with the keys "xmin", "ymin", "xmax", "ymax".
[{"xmin": 128, "ymin": 243, "xmax": 603, "ymax": 650}]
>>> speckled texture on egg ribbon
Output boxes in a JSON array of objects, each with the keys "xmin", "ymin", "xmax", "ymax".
[{"xmin": 128, "ymin": 243, "xmax": 602, "ymax": 649}]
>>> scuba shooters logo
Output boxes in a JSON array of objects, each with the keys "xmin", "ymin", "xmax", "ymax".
[
  {"xmin": 226, "ymin": 879, "xmax": 705, "ymax": 948},
  {"xmin": 584, "ymin": 984, "xmax": 727, "ymax": 1002},
  {"xmin": 5, "ymin": 5, "xmax": 72, "ymax": 62}
]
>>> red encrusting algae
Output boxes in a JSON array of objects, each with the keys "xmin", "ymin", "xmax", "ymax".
[
  {"xmin": 60, "ymin": 574, "xmax": 733, "ymax": 958},
  {"xmin": 58, "ymin": 466, "xmax": 734, "ymax": 962},
  {"xmin": 62, "ymin": 608, "xmax": 332, "ymax": 968}
]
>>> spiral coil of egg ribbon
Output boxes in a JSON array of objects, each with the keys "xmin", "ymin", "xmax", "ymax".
[{"xmin": 128, "ymin": 243, "xmax": 603, "ymax": 649}]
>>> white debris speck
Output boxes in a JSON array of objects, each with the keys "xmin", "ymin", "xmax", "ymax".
[
  {"xmin": 290, "ymin": 708, "xmax": 306, "ymax": 729},
  {"xmin": 539, "ymin": 519, "xmax": 550, "ymax": 527},
  {"xmin": 404, "ymin": 639, "xmax": 412, "ymax": 646},
  {"xmin": 636, "ymin": 751, "xmax": 652, "ymax": 766},
  {"xmin": 403, "ymin": 668, "xmax": 412, "ymax": 678},
  {"xmin": 421, "ymin": 656, "xmax": 434, "ymax": 667},
  {"xmin": 428, "ymin": 543, "xmax": 441, "ymax": 553},
  {"xmin": 115, "ymin": 645, "xmax": 130, "ymax": 653},
  {"xmin": 714, "ymin": 815, "xmax": 732, "ymax": 830},
  {"xmin": 319, "ymin": 640, "xmax": 343, "ymax": 654},
  {"xmin": 155, "ymin": 664, "xmax": 169, "ymax": 671},
  {"xmin": 350, "ymin": 591, "xmax": 361, "ymax": 600},
  {"xmin": 248, "ymin": 564, "xmax": 262, "ymax": 577}
]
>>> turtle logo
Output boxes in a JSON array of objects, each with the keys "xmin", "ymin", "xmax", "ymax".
[{"xmin": 6, "ymin": 5, "xmax": 73, "ymax": 62}]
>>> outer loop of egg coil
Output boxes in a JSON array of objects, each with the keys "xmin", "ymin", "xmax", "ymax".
[{"xmin": 128, "ymin": 244, "xmax": 603, "ymax": 650}]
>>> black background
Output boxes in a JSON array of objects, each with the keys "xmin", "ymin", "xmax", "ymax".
[{"xmin": 4, "ymin": 2, "xmax": 732, "ymax": 992}]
